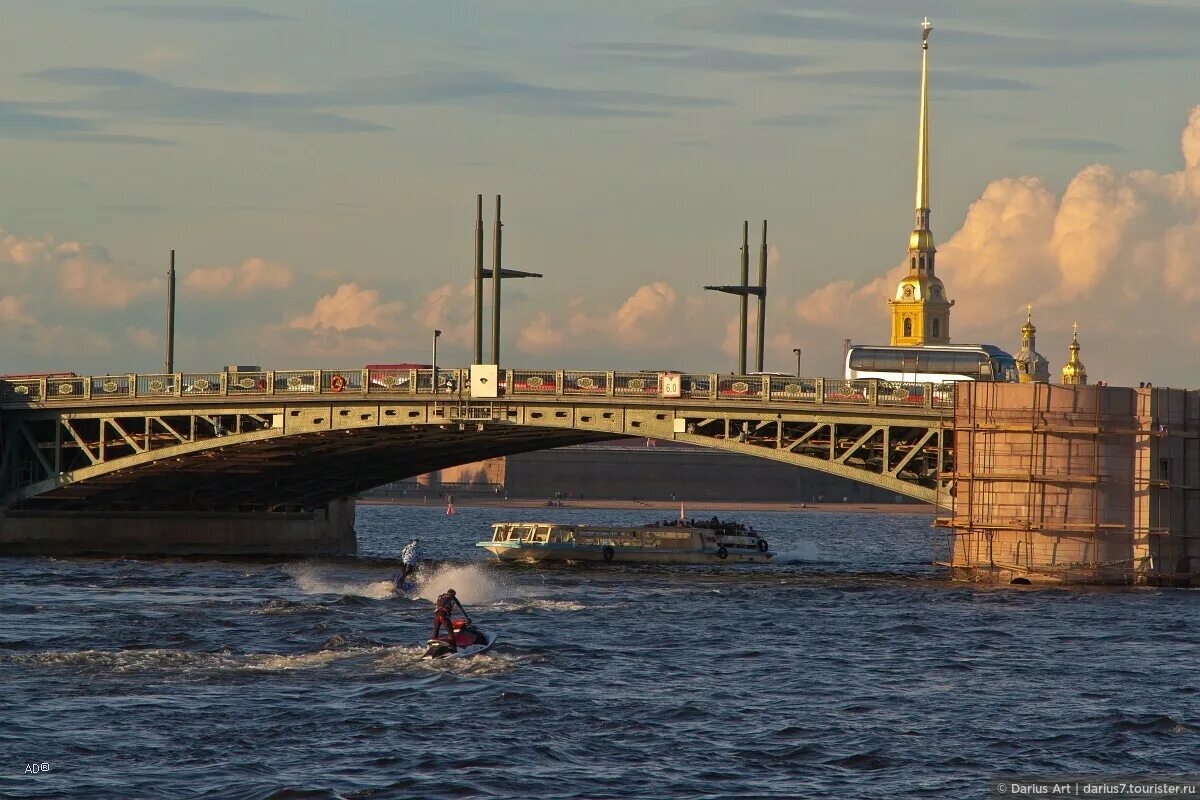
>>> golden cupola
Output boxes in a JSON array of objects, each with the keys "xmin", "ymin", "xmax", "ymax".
[
  {"xmin": 889, "ymin": 17, "xmax": 953, "ymax": 347},
  {"xmin": 1014, "ymin": 305, "xmax": 1051, "ymax": 382},
  {"xmin": 1060, "ymin": 322, "xmax": 1088, "ymax": 385}
]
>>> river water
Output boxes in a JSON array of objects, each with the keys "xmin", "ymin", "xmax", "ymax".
[{"xmin": 2, "ymin": 505, "xmax": 1198, "ymax": 799}]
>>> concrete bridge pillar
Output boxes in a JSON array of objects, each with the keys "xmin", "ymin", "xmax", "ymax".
[{"xmin": 0, "ymin": 497, "xmax": 358, "ymax": 557}]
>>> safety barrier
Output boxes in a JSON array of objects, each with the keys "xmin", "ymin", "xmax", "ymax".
[{"xmin": 0, "ymin": 368, "xmax": 955, "ymax": 410}]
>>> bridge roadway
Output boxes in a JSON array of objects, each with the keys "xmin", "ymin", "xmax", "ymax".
[{"xmin": 0, "ymin": 367, "xmax": 954, "ymax": 514}]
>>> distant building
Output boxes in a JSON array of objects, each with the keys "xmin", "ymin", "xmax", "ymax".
[
  {"xmin": 1014, "ymin": 305, "xmax": 1051, "ymax": 383},
  {"xmin": 1060, "ymin": 322, "xmax": 1088, "ymax": 385},
  {"xmin": 888, "ymin": 18, "xmax": 954, "ymax": 347}
]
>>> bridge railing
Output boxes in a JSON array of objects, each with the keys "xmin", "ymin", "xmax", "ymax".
[{"xmin": 0, "ymin": 368, "xmax": 955, "ymax": 410}]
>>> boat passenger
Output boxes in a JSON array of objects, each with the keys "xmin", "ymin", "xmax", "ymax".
[{"xmin": 432, "ymin": 589, "xmax": 470, "ymax": 653}]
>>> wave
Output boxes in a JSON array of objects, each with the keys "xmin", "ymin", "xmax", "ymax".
[
  {"xmin": 282, "ymin": 562, "xmax": 395, "ymax": 600},
  {"xmin": 409, "ymin": 563, "xmax": 516, "ymax": 605},
  {"xmin": 772, "ymin": 541, "xmax": 821, "ymax": 562}
]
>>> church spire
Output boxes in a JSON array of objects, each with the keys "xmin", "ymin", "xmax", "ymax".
[
  {"xmin": 915, "ymin": 16, "xmax": 932, "ymax": 235},
  {"xmin": 889, "ymin": 17, "xmax": 952, "ymax": 346},
  {"xmin": 1015, "ymin": 304, "xmax": 1051, "ymax": 382},
  {"xmin": 1060, "ymin": 322, "xmax": 1088, "ymax": 385}
]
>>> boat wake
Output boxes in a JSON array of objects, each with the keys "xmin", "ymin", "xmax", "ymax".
[
  {"xmin": 772, "ymin": 541, "xmax": 822, "ymax": 563},
  {"xmin": 283, "ymin": 562, "xmax": 395, "ymax": 599},
  {"xmin": 409, "ymin": 563, "xmax": 518, "ymax": 605}
]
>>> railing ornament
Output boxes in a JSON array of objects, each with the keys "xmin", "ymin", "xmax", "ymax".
[
  {"xmin": 192, "ymin": 379, "xmax": 211, "ymax": 391},
  {"xmin": 286, "ymin": 376, "xmax": 302, "ymax": 388},
  {"xmin": 237, "ymin": 377, "xmax": 255, "ymax": 389},
  {"xmin": 102, "ymin": 380, "xmax": 118, "ymax": 394},
  {"xmin": 57, "ymin": 383, "xmax": 74, "ymax": 396},
  {"xmin": 148, "ymin": 379, "xmax": 165, "ymax": 392},
  {"xmin": 14, "ymin": 384, "xmax": 29, "ymax": 395},
  {"xmin": 628, "ymin": 378, "xmax": 646, "ymax": 391},
  {"xmin": 527, "ymin": 375, "xmax": 545, "ymax": 388}
]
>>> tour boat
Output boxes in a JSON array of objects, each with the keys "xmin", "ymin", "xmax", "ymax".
[{"xmin": 477, "ymin": 518, "xmax": 772, "ymax": 564}]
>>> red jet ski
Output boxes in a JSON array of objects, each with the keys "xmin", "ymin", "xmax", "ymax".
[{"xmin": 422, "ymin": 619, "xmax": 498, "ymax": 659}]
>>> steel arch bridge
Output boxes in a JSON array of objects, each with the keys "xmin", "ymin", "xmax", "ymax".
[{"xmin": 0, "ymin": 367, "xmax": 955, "ymax": 512}]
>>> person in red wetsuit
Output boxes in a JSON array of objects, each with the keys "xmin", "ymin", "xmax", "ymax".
[{"xmin": 432, "ymin": 589, "xmax": 470, "ymax": 652}]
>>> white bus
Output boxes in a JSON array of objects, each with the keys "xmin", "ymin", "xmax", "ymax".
[{"xmin": 845, "ymin": 344, "xmax": 1019, "ymax": 383}]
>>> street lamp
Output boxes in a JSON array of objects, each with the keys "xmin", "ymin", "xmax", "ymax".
[
  {"xmin": 432, "ymin": 329, "xmax": 442, "ymax": 394},
  {"xmin": 793, "ymin": 348, "xmax": 802, "ymax": 377}
]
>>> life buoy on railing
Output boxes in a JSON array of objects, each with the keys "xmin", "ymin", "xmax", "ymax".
[
  {"xmin": 757, "ymin": 539, "xmax": 769, "ymax": 553},
  {"xmin": 330, "ymin": 374, "xmax": 346, "ymax": 393}
]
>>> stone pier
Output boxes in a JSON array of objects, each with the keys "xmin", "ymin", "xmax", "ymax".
[
  {"xmin": 939, "ymin": 383, "xmax": 1198, "ymax": 585},
  {"xmin": 0, "ymin": 497, "xmax": 357, "ymax": 557}
]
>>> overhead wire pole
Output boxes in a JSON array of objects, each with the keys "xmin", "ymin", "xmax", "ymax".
[
  {"xmin": 479, "ymin": 194, "xmax": 543, "ymax": 366},
  {"xmin": 165, "ymin": 249, "xmax": 176, "ymax": 374},
  {"xmin": 491, "ymin": 195, "xmax": 502, "ymax": 364},
  {"xmin": 473, "ymin": 195, "xmax": 484, "ymax": 365},
  {"xmin": 756, "ymin": 220, "xmax": 768, "ymax": 373},
  {"xmin": 739, "ymin": 221, "xmax": 749, "ymax": 374},
  {"xmin": 704, "ymin": 221, "xmax": 765, "ymax": 375}
]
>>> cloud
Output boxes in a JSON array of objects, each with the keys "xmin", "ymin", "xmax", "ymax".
[
  {"xmin": 25, "ymin": 66, "xmax": 725, "ymax": 134},
  {"xmin": 412, "ymin": 283, "xmax": 475, "ymax": 346},
  {"xmin": 288, "ymin": 283, "xmax": 405, "ymax": 333},
  {"xmin": 0, "ymin": 229, "xmax": 158, "ymax": 310},
  {"xmin": 103, "ymin": 5, "xmax": 293, "ymax": 23},
  {"xmin": 754, "ymin": 113, "xmax": 839, "ymax": 128},
  {"xmin": 1015, "ymin": 136, "xmax": 1126, "ymax": 154},
  {"xmin": 778, "ymin": 70, "xmax": 1036, "ymax": 92},
  {"xmin": 0, "ymin": 101, "xmax": 175, "ymax": 145},
  {"xmin": 778, "ymin": 104, "xmax": 1200, "ymax": 383},
  {"xmin": 125, "ymin": 326, "xmax": 158, "ymax": 350},
  {"xmin": 516, "ymin": 282, "xmax": 683, "ymax": 355},
  {"xmin": 184, "ymin": 257, "xmax": 293, "ymax": 297},
  {"xmin": 0, "ymin": 296, "xmax": 33, "ymax": 324},
  {"xmin": 581, "ymin": 42, "xmax": 814, "ymax": 73},
  {"xmin": 57, "ymin": 245, "xmax": 159, "ymax": 309}
]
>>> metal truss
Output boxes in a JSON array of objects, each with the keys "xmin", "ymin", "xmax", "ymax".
[{"xmin": 0, "ymin": 391, "xmax": 951, "ymax": 512}]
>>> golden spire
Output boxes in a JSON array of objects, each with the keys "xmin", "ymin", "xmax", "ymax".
[
  {"xmin": 908, "ymin": 17, "xmax": 935, "ymax": 256},
  {"xmin": 1061, "ymin": 321, "xmax": 1088, "ymax": 385}
]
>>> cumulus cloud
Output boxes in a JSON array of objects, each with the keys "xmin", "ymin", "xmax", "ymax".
[
  {"xmin": 0, "ymin": 295, "xmax": 33, "ymax": 324},
  {"xmin": 184, "ymin": 257, "xmax": 293, "ymax": 297},
  {"xmin": 412, "ymin": 282, "xmax": 474, "ymax": 346},
  {"xmin": 288, "ymin": 283, "xmax": 404, "ymax": 333},
  {"xmin": 0, "ymin": 228, "xmax": 157, "ymax": 309},
  {"xmin": 780, "ymin": 104, "xmax": 1200, "ymax": 382},
  {"xmin": 517, "ymin": 282, "xmax": 685, "ymax": 355}
]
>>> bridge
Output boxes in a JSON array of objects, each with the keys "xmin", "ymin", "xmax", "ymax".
[{"xmin": 0, "ymin": 366, "xmax": 953, "ymax": 554}]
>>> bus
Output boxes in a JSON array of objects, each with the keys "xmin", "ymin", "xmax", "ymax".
[{"xmin": 845, "ymin": 344, "xmax": 1019, "ymax": 383}]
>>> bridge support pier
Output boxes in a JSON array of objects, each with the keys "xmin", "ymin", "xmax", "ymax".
[
  {"xmin": 0, "ymin": 498, "xmax": 357, "ymax": 557},
  {"xmin": 938, "ymin": 383, "xmax": 1198, "ymax": 586}
]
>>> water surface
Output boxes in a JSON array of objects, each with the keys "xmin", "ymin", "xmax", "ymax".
[{"xmin": 2, "ymin": 506, "xmax": 1197, "ymax": 798}]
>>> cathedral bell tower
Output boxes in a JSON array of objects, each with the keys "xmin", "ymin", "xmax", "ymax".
[{"xmin": 889, "ymin": 17, "xmax": 953, "ymax": 346}]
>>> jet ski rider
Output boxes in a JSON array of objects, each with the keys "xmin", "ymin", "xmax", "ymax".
[{"xmin": 432, "ymin": 589, "xmax": 470, "ymax": 652}]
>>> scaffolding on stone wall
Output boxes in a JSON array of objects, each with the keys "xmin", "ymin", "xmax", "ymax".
[{"xmin": 931, "ymin": 382, "xmax": 1178, "ymax": 585}]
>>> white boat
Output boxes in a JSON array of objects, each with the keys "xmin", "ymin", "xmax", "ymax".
[{"xmin": 477, "ymin": 518, "xmax": 772, "ymax": 564}]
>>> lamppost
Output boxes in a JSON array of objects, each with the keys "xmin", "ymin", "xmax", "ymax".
[
  {"xmin": 793, "ymin": 347, "xmax": 802, "ymax": 377},
  {"xmin": 432, "ymin": 329, "xmax": 442, "ymax": 394}
]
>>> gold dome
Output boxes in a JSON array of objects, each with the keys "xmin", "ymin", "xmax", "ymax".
[
  {"xmin": 893, "ymin": 274, "xmax": 948, "ymax": 303},
  {"xmin": 909, "ymin": 228, "xmax": 936, "ymax": 251}
]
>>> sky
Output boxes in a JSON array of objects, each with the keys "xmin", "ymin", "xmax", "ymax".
[{"xmin": 0, "ymin": 1, "xmax": 1198, "ymax": 385}]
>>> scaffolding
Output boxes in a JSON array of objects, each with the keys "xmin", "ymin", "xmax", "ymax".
[{"xmin": 933, "ymin": 382, "xmax": 1197, "ymax": 585}]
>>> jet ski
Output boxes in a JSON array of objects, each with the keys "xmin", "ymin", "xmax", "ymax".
[{"xmin": 422, "ymin": 619, "xmax": 497, "ymax": 659}]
